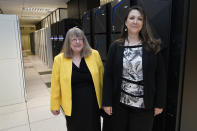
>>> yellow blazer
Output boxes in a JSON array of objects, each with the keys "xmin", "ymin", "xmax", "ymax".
[{"xmin": 50, "ymin": 49, "xmax": 104, "ymax": 116}]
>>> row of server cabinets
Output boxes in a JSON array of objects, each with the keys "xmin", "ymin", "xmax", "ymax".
[
  {"xmin": 81, "ymin": 0, "xmax": 182, "ymax": 131},
  {"xmin": 82, "ymin": 0, "xmax": 171, "ymax": 63},
  {"xmin": 50, "ymin": 19, "xmax": 81, "ymax": 59},
  {"xmin": 82, "ymin": 0, "xmax": 131, "ymax": 63}
]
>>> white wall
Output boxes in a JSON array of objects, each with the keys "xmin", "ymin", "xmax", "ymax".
[{"xmin": 0, "ymin": 14, "xmax": 25, "ymax": 106}]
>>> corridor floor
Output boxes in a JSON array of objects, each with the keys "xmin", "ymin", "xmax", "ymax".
[{"xmin": 0, "ymin": 55, "xmax": 67, "ymax": 131}]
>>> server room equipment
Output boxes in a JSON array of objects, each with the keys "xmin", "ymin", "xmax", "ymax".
[
  {"xmin": 94, "ymin": 34, "xmax": 107, "ymax": 62},
  {"xmin": 51, "ymin": 19, "xmax": 81, "ymax": 59},
  {"xmin": 82, "ymin": 10, "xmax": 93, "ymax": 47},
  {"xmin": 107, "ymin": 0, "xmax": 131, "ymax": 50},
  {"xmin": 82, "ymin": 11, "xmax": 91, "ymax": 35},
  {"xmin": 58, "ymin": 19, "xmax": 81, "ymax": 40},
  {"xmin": 86, "ymin": 34, "xmax": 92, "ymax": 45},
  {"xmin": 33, "ymin": 27, "xmax": 53, "ymax": 68},
  {"xmin": 164, "ymin": 0, "xmax": 185, "ymax": 130},
  {"xmin": 110, "ymin": 0, "xmax": 130, "ymax": 33},
  {"xmin": 110, "ymin": 33, "xmax": 120, "ymax": 43},
  {"xmin": 137, "ymin": 0, "xmax": 172, "ymax": 49},
  {"xmin": 92, "ymin": 4, "xmax": 109, "ymax": 34},
  {"xmin": 30, "ymin": 32, "xmax": 35, "ymax": 55},
  {"xmin": 51, "ymin": 22, "xmax": 60, "ymax": 59},
  {"xmin": 92, "ymin": 3, "xmax": 111, "ymax": 62},
  {"xmin": 136, "ymin": 0, "xmax": 172, "ymax": 130}
]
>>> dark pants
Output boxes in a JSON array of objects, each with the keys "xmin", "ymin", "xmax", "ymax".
[{"xmin": 102, "ymin": 104, "xmax": 154, "ymax": 131}]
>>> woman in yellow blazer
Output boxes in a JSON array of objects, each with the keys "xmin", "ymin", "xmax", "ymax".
[{"xmin": 50, "ymin": 27, "xmax": 104, "ymax": 131}]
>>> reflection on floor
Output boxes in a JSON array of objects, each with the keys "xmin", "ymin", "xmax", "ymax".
[{"xmin": 0, "ymin": 55, "xmax": 67, "ymax": 131}]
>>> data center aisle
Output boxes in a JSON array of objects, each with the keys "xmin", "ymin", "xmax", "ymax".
[{"xmin": 0, "ymin": 55, "xmax": 67, "ymax": 131}]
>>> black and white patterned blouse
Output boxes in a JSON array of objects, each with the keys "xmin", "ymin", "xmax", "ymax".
[{"xmin": 120, "ymin": 43, "xmax": 145, "ymax": 108}]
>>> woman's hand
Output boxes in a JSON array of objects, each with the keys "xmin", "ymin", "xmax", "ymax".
[
  {"xmin": 51, "ymin": 110, "xmax": 60, "ymax": 115},
  {"xmin": 103, "ymin": 106, "xmax": 112, "ymax": 115},
  {"xmin": 154, "ymin": 108, "xmax": 163, "ymax": 116}
]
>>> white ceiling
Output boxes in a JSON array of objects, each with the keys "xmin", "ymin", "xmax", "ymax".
[{"xmin": 0, "ymin": 0, "xmax": 69, "ymax": 25}]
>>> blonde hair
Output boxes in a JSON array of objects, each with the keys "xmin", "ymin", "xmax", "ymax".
[{"xmin": 62, "ymin": 27, "xmax": 92, "ymax": 58}]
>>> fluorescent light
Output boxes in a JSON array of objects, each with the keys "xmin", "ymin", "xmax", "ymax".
[
  {"xmin": 21, "ymin": 15, "xmax": 42, "ymax": 19},
  {"xmin": 23, "ymin": 7, "xmax": 52, "ymax": 12}
]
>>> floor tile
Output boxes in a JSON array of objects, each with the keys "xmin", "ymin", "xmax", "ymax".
[
  {"xmin": 0, "ymin": 55, "xmax": 68, "ymax": 131},
  {"xmin": 47, "ymin": 87, "xmax": 51, "ymax": 93},
  {"xmin": 26, "ymin": 90, "xmax": 50, "ymax": 100},
  {"xmin": 25, "ymin": 79, "xmax": 44, "ymax": 86},
  {"xmin": 27, "ymin": 96, "xmax": 50, "ymax": 109},
  {"xmin": 0, "ymin": 110, "xmax": 28, "ymax": 130},
  {"xmin": 28, "ymin": 105, "xmax": 55, "ymax": 123},
  {"xmin": 40, "ymin": 74, "xmax": 51, "ymax": 83},
  {"xmin": 30, "ymin": 116, "xmax": 67, "ymax": 131},
  {"xmin": 24, "ymin": 63, "xmax": 33, "ymax": 68},
  {"xmin": 5, "ymin": 125, "xmax": 30, "ymax": 131},
  {"xmin": 25, "ymin": 72, "xmax": 40, "ymax": 79},
  {"xmin": 24, "ymin": 65, "xmax": 34, "ymax": 69},
  {"xmin": 26, "ymin": 84, "xmax": 48, "ymax": 93},
  {"xmin": 0, "ymin": 103, "xmax": 26, "ymax": 115}
]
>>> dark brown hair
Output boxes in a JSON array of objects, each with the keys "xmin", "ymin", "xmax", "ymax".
[{"xmin": 117, "ymin": 5, "xmax": 161, "ymax": 53}]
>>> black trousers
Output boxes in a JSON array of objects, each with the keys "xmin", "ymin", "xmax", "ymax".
[{"xmin": 102, "ymin": 104, "xmax": 154, "ymax": 131}]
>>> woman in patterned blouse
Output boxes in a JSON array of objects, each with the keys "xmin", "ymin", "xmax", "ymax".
[{"xmin": 102, "ymin": 5, "xmax": 166, "ymax": 131}]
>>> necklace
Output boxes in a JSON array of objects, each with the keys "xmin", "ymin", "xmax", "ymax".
[{"xmin": 125, "ymin": 40, "xmax": 142, "ymax": 46}]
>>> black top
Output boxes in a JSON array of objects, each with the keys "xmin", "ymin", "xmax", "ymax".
[
  {"xmin": 102, "ymin": 41, "xmax": 167, "ymax": 109},
  {"xmin": 69, "ymin": 58, "xmax": 100, "ymax": 131},
  {"xmin": 71, "ymin": 58, "xmax": 94, "ymax": 88}
]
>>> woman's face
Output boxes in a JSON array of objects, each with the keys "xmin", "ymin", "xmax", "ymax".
[
  {"xmin": 70, "ymin": 35, "xmax": 84, "ymax": 54},
  {"xmin": 125, "ymin": 9, "xmax": 143, "ymax": 35}
]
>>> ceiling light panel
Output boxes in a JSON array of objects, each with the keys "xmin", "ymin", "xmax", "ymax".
[
  {"xmin": 21, "ymin": 15, "xmax": 43, "ymax": 19},
  {"xmin": 23, "ymin": 7, "xmax": 54, "ymax": 12}
]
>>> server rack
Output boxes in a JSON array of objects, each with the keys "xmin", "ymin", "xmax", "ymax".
[
  {"xmin": 82, "ymin": 10, "xmax": 93, "ymax": 47},
  {"xmin": 110, "ymin": 0, "xmax": 131, "ymax": 33},
  {"xmin": 110, "ymin": 33, "xmax": 120, "ymax": 43},
  {"xmin": 82, "ymin": 11, "xmax": 91, "ymax": 35},
  {"xmin": 92, "ymin": 3, "xmax": 111, "ymax": 62},
  {"xmin": 59, "ymin": 19, "xmax": 82, "ymax": 40},
  {"xmin": 51, "ymin": 22, "xmax": 60, "ymax": 59},
  {"xmin": 165, "ymin": 0, "xmax": 185, "ymax": 130},
  {"xmin": 94, "ymin": 34, "xmax": 107, "ymax": 62},
  {"xmin": 107, "ymin": 0, "xmax": 132, "ymax": 48},
  {"xmin": 51, "ymin": 19, "xmax": 81, "ymax": 59},
  {"xmin": 137, "ymin": 0, "xmax": 172, "ymax": 50},
  {"xmin": 136, "ymin": 0, "xmax": 173, "ymax": 130},
  {"xmin": 30, "ymin": 32, "xmax": 35, "ymax": 55},
  {"xmin": 57, "ymin": 19, "xmax": 81, "ymax": 55}
]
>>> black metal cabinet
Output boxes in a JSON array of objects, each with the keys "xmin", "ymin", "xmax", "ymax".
[
  {"xmin": 93, "ymin": 34, "xmax": 107, "ymax": 62},
  {"xmin": 92, "ymin": 4, "xmax": 108, "ymax": 34},
  {"xmin": 51, "ymin": 19, "xmax": 81, "ymax": 59},
  {"xmin": 110, "ymin": 0, "xmax": 130, "ymax": 33},
  {"xmin": 82, "ymin": 11, "xmax": 91, "ymax": 34}
]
